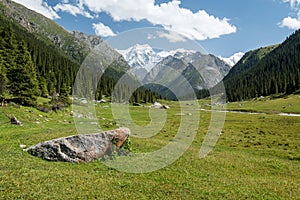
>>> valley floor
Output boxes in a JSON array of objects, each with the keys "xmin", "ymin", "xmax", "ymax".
[{"xmin": 0, "ymin": 95, "xmax": 299, "ymax": 199}]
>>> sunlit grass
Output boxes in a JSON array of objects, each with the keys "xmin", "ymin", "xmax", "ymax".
[{"xmin": 0, "ymin": 96, "xmax": 299, "ymax": 199}]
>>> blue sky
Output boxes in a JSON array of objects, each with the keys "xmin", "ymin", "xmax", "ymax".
[{"xmin": 12, "ymin": 0, "xmax": 300, "ymax": 57}]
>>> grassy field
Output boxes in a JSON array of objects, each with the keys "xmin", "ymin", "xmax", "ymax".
[
  {"xmin": 0, "ymin": 96, "xmax": 299, "ymax": 199},
  {"xmin": 225, "ymin": 94, "xmax": 300, "ymax": 114}
]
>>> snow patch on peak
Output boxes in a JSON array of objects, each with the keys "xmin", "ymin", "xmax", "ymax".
[
  {"xmin": 157, "ymin": 48, "xmax": 197, "ymax": 58},
  {"xmin": 219, "ymin": 52, "xmax": 244, "ymax": 67},
  {"xmin": 117, "ymin": 44, "xmax": 202, "ymax": 80}
]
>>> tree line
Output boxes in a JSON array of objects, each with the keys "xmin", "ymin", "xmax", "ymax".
[
  {"xmin": 208, "ymin": 30, "xmax": 300, "ymax": 102},
  {"xmin": 0, "ymin": 14, "xmax": 160, "ymax": 107}
]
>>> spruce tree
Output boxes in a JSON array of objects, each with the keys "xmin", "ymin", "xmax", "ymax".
[
  {"xmin": 39, "ymin": 77, "xmax": 49, "ymax": 98},
  {"xmin": 59, "ymin": 83, "xmax": 71, "ymax": 106},
  {"xmin": 0, "ymin": 58, "xmax": 6, "ymax": 96},
  {"xmin": 6, "ymin": 41, "xmax": 40, "ymax": 105},
  {"xmin": 0, "ymin": 24, "xmax": 15, "ymax": 98}
]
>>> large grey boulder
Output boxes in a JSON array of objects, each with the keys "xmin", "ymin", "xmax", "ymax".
[{"xmin": 26, "ymin": 127, "xmax": 130, "ymax": 163}]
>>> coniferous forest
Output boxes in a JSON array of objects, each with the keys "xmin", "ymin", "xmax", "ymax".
[
  {"xmin": 0, "ymin": 14, "xmax": 159, "ymax": 107},
  {"xmin": 2, "ymin": 0, "xmax": 300, "ymax": 107},
  {"xmin": 0, "ymin": 14, "xmax": 79, "ymax": 106},
  {"xmin": 210, "ymin": 30, "xmax": 300, "ymax": 102}
]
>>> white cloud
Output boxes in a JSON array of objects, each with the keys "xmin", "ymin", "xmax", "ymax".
[
  {"xmin": 54, "ymin": 3, "xmax": 93, "ymax": 19},
  {"xmin": 280, "ymin": 16, "xmax": 300, "ymax": 29},
  {"xmin": 282, "ymin": 0, "xmax": 300, "ymax": 8},
  {"xmin": 12, "ymin": 0, "xmax": 237, "ymax": 41},
  {"xmin": 92, "ymin": 22, "xmax": 116, "ymax": 37},
  {"xmin": 12, "ymin": 0, "xmax": 60, "ymax": 20},
  {"xmin": 280, "ymin": 0, "xmax": 300, "ymax": 29},
  {"xmin": 77, "ymin": 0, "xmax": 236, "ymax": 41},
  {"xmin": 157, "ymin": 31, "xmax": 187, "ymax": 43}
]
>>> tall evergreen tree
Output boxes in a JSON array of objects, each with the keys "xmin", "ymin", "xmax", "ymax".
[
  {"xmin": 0, "ymin": 23, "xmax": 15, "ymax": 98},
  {"xmin": 0, "ymin": 57, "xmax": 6, "ymax": 96},
  {"xmin": 59, "ymin": 83, "xmax": 71, "ymax": 106},
  {"xmin": 39, "ymin": 77, "xmax": 49, "ymax": 97},
  {"xmin": 6, "ymin": 41, "xmax": 40, "ymax": 105}
]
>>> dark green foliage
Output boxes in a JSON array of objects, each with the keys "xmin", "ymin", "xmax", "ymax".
[
  {"xmin": 6, "ymin": 41, "xmax": 40, "ymax": 100},
  {"xmin": 0, "ymin": 13, "xmax": 78, "ymax": 105},
  {"xmin": 0, "ymin": 17, "xmax": 39, "ymax": 105},
  {"xmin": 39, "ymin": 77, "xmax": 48, "ymax": 98},
  {"xmin": 0, "ymin": 56, "xmax": 6, "ymax": 96},
  {"xmin": 215, "ymin": 31, "xmax": 300, "ymax": 102},
  {"xmin": 59, "ymin": 83, "xmax": 71, "ymax": 106},
  {"xmin": 0, "ymin": 10, "xmax": 161, "ymax": 106}
]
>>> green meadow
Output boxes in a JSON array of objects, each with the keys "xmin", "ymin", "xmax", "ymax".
[{"xmin": 0, "ymin": 95, "xmax": 299, "ymax": 199}]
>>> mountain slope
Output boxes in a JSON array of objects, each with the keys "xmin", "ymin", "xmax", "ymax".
[
  {"xmin": 0, "ymin": 12, "xmax": 79, "ymax": 105},
  {"xmin": 0, "ymin": 0, "xmax": 98, "ymax": 63},
  {"xmin": 142, "ymin": 51, "xmax": 231, "ymax": 99},
  {"xmin": 0, "ymin": 0, "xmax": 134, "ymax": 86},
  {"xmin": 218, "ymin": 52, "xmax": 244, "ymax": 67},
  {"xmin": 224, "ymin": 44, "xmax": 278, "ymax": 81},
  {"xmin": 0, "ymin": 1, "xmax": 160, "ymax": 105},
  {"xmin": 118, "ymin": 44, "xmax": 162, "ymax": 80},
  {"xmin": 221, "ymin": 32, "xmax": 300, "ymax": 101},
  {"xmin": 0, "ymin": 0, "xmax": 128, "ymax": 67}
]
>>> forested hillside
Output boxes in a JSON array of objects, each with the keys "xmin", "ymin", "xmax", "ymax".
[
  {"xmin": 0, "ymin": 14, "xmax": 78, "ymax": 105},
  {"xmin": 0, "ymin": 13, "xmax": 159, "ymax": 106},
  {"xmin": 212, "ymin": 30, "xmax": 300, "ymax": 102},
  {"xmin": 0, "ymin": 0, "xmax": 91, "ymax": 63}
]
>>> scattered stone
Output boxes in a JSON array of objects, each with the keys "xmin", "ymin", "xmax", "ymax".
[
  {"xmin": 97, "ymin": 99, "xmax": 107, "ymax": 103},
  {"xmin": 36, "ymin": 106, "xmax": 50, "ymax": 113},
  {"xmin": 151, "ymin": 102, "xmax": 163, "ymax": 109},
  {"xmin": 25, "ymin": 127, "xmax": 130, "ymax": 163},
  {"xmin": 10, "ymin": 115, "xmax": 23, "ymax": 126},
  {"xmin": 151, "ymin": 102, "xmax": 170, "ymax": 109},
  {"xmin": 133, "ymin": 103, "xmax": 142, "ymax": 106},
  {"xmin": 162, "ymin": 105, "xmax": 170, "ymax": 109}
]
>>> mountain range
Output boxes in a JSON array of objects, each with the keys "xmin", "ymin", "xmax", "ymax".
[
  {"xmin": 1, "ymin": 0, "xmax": 299, "ymax": 103},
  {"xmin": 218, "ymin": 52, "xmax": 245, "ymax": 67},
  {"xmin": 118, "ymin": 44, "xmax": 235, "ymax": 99},
  {"xmin": 0, "ymin": 0, "xmax": 159, "ymax": 104},
  {"xmin": 118, "ymin": 44, "xmax": 243, "ymax": 81}
]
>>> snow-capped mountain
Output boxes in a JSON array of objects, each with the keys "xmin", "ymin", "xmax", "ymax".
[
  {"xmin": 218, "ymin": 52, "xmax": 245, "ymax": 67},
  {"xmin": 118, "ymin": 43, "xmax": 232, "ymax": 99},
  {"xmin": 118, "ymin": 44, "xmax": 200, "ymax": 80},
  {"xmin": 117, "ymin": 44, "xmax": 162, "ymax": 80},
  {"xmin": 157, "ymin": 48, "xmax": 197, "ymax": 59}
]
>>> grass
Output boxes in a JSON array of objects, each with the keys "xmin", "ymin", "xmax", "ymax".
[
  {"xmin": 0, "ymin": 96, "xmax": 299, "ymax": 199},
  {"xmin": 218, "ymin": 94, "xmax": 300, "ymax": 114}
]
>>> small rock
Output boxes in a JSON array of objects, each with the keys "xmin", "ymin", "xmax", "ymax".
[
  {"xmin": 151, "ymin": 102, "xmax": 163, "ymax": 109},
  {"xmin": 162, "ymin": 105, "xmax": 170, "ymax": 109}
]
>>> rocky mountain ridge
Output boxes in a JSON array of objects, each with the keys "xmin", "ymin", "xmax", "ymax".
[
  {"xmin": 0, "ymin": 0, "xmax": 119, "ymax": 64},
  {"xmin": 118, "ymin": 44, "xmax": 232, "ymax": 99}
]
